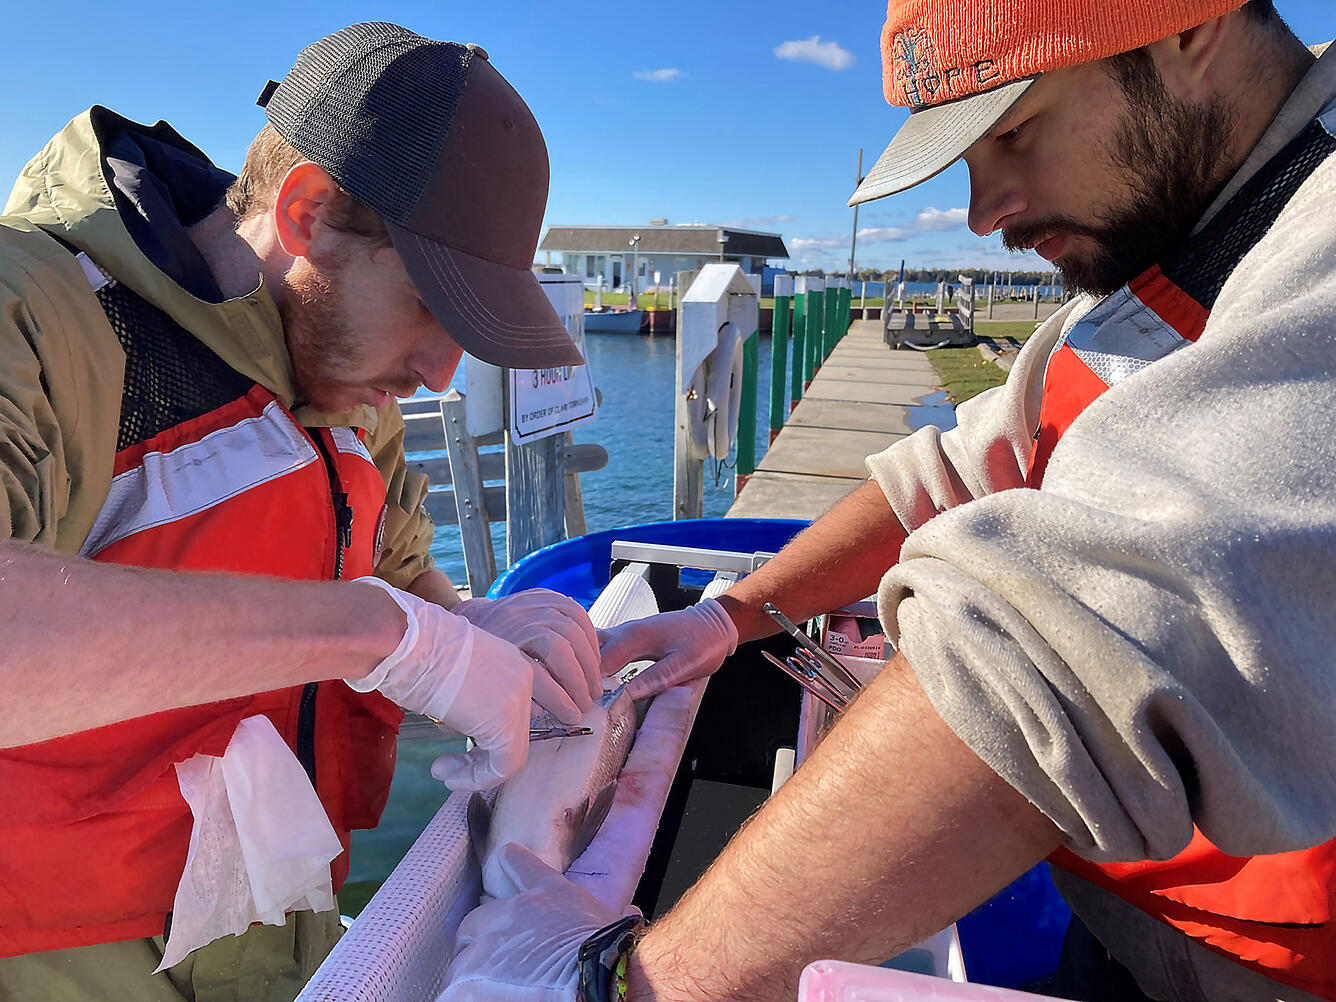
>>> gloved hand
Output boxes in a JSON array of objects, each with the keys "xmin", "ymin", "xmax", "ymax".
[
  {"xmin": 452, "ymin": 589, "xmax": 601, "ymax": 716},
  {"xmin": 598, "ymin": 598, "xmax": 739, "ymax": 701},
  {"xmin": 349, "ymin": 577, "xmax": 534, "ymax": 791},
  {"xmin": 440, "ymin": 843, "xmax": 636, "ymax": 1002}
]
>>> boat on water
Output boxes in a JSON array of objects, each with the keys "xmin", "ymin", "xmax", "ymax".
[
  {"xmin": 584, "ymin": 306, "xmax": 644, "ymax": 333},
  {"xmin": 302, "ymin": 518, "xmax": 1072, "ymax": 1001}
]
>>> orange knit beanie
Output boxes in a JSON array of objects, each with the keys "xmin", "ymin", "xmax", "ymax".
[{"xmin": 882, "ymin": 0, "xmax": 1251, "ymax": 109}]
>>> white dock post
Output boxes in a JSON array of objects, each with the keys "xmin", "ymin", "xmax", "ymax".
[
  {"xmin": 674, "ymin": 332, "xmax": 704, "ymax": 520},
  {"xmin": 1033, "ymin": 283, "xmax": 1040, "ymax": 319},
  {"xmin": 595, "ymin": 275, "xmax": 604, "ymax": 310},
  {"xmin": 674, "ymin": 265, "xmax": 758, "ymax": 519},
  {"xmin": 987, "ymin": 281, "xmax": 994, "ymax": 319}
]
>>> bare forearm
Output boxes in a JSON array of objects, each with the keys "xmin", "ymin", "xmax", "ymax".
[
  {"xmin": 0, "ymin": 539, "xmax": 404, "ymax": 748},
  {"xmin": 628, "ymin": 653, "xmax": 1061, "ymax": 1001},
  {"xmin": 716, "ymin": 479, "xmax": 908, "ymax": 642}
]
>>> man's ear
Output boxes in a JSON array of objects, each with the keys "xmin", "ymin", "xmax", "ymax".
[
  {"xmin": 272, "ymin": 162, "xmax": 341, "ymax": 259},
  {"xmin": 1146, "ymin": 13, "xmax": 1231, "ymax": 98}
]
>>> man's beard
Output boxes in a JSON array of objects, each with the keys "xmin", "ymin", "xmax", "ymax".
[
  {"xmin": 1003, "ymin": 61, "xmax": 1237, "ymax": 296},
  {"xmin": 281, "ymin": 257, "xmax": 370, "ymax": 411}
]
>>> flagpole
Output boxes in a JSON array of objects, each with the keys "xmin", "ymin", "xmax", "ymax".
[{"xmin": 847, "ymin": 148, "xmax": 863, "ymax": 283}]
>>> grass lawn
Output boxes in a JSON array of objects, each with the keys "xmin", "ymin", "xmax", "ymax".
[
  {"xmin": 926, "ymin": 347, "xmax": 1007, "ymax": 406},
  {"xmin": 973, "ymin": 319, "xmax": 1044, "ymax": 342},
  {"xmin": 925, "ymin": 320, "xmax": 1046, "ymax": 405},
  {"xmin": 583, "ymin": 290, "xmax": 673, "ymax": 309}
]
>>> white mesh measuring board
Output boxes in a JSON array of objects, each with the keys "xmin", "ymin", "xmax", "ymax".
[{"xmin": 298, "ymin": 569, "xmax": 723, "ymax": 1001}]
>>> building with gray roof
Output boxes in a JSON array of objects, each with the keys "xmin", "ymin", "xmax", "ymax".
[{"xmin": 538, "ymin": 222, "xmax": 789, "ymax": 289}]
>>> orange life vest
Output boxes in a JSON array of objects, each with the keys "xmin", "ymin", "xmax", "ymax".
[
  {"xmin": 0, "ymin": 267, "xmax": 404, "ymax": 956},
  {"xmin": 1032, "ymin": 113, "xmax": 1336, "ymax": 999}
]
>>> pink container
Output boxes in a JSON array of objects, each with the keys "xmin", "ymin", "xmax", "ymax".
[{"xmin": 799, "ymin": 960, "xmax": 1061, "ymax": 1002}]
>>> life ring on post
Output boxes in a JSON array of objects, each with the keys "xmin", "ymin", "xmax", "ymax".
[{"xmin": 684, "ymin": 322, "xmax": 744, "ymax": 460}]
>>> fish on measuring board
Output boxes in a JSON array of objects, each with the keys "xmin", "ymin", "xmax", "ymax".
[{"xmin": 469, "ymin": 686, "xmax": 638, "ymax": 899}]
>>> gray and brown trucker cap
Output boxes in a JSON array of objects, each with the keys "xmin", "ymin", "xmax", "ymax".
[{"xmin": 259, "ymin": 22, "xmax": 584, "ymax": 368}]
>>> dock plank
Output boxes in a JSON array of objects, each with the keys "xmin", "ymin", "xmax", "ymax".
[
  {"xmin": 784, "ymin": 398, "xmax": 916, "ymax": 436},
  {"xmin": 809, "ymin": 365, "xmax": 941, "ymax": 387},
  {"xmin": 803, "ymin": 379, "xmax": 943, "ymax": 407},
  {"xmin": 756, "ymin": 426, "xmax": 902, "ymax": 479},
  {"xmin": 728, "ymin": 319, "xmax": 945, "ymax": 522},
  {"xmin": 729, "ymin": 472, "xmax": 863, "ymax": 520}
]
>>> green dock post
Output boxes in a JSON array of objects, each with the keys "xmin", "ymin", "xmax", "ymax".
[
  {"xmin": 840, "ymin": 279, "xmax": 852, "ymax": 337},
  {"xmin": 735, "ymin": 325, "xmax": 760, "ymax": 479},
  {"xmin": 822, "ymin": 277, "xmax": 839, "ymax": 360},
  {"xmin": 805, "ymin": 277, "xmax": 824, "ymax": 384},
  {"xmin": 791, "ymin": 277, "xmax": 807, "ymax": 405},
  {"xmin": 770, "ymin": 275, "xmax": 792, "ymax": 436}
]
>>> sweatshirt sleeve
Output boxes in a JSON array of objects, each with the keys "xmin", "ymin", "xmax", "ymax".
[
  {"xmin": 363, "ymin": 402, "xmax": 436, "ymax": 591},
  {"xmin": 864, "ymin": 301, "xmax": 1076, "ymax": 533},
  {"xmin": 878, "ymin": 159, "xmax": 1336, "ymax": 863}
]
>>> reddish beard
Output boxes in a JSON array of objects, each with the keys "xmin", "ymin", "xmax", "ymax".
[{"xmin": 280, "ymin": 257, "xmax": 371, "ymax": 410}]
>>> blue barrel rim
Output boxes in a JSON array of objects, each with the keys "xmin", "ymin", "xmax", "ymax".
[{"xmin": 489, "ymin": 517, "xmax": 809, "ymax": 599}]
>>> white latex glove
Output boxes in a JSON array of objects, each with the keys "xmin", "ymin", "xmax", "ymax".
[
  {"xmin": 453, "ymin": 589, "xmax": 601, "ymax": 715},
  {"xmin": 597, "ymin": 598, "xmax": 738, "ymax": 701},
  {"xmin": 349, "ymin": 577, "xmax": 534, "ymax": 791},
  {"xmin": 440, "ymin": 843, "xmax": 634, "ymax": 1002}
]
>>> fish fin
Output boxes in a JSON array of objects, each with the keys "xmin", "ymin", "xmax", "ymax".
[
  {"xmin": 467, "ymin": 792, "xmax": 492, "ymax": 869},
  {"xmin": 570, "ymin": 780, "xmax": 619, "ymax": 861}
]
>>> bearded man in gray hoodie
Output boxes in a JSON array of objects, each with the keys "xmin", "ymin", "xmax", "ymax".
[{"xmin": 449, "ymin": 2, "xmax": 1336, "ymax": 1001}]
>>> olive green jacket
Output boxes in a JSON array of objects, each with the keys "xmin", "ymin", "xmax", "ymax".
[{"xmin": 0, "ymin": 107, "xmax": 434, "ymax": 587}]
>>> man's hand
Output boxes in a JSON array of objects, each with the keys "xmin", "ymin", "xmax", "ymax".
[
  {"xmin": 349, "ymin": 578, "xmax": 538, "ymax": 790},
  {"xmin": 440, "ymin": 843, "xmax": 633, "ymax": 1001},
  {"xmin": 453, "ymin": 589, "xmax": 601, "ymax": 716},
  {"xmin": 598, "ymin": 599, "xmax": 739, "ymax": 701}
]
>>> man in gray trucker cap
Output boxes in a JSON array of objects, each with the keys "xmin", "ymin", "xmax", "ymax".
[{"xmin": 0, "ymin": 22, "xmax": 601, "ymax": 1001}]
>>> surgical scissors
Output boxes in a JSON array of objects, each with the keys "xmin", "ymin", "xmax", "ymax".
[
  {"xmin": 763, "ymin": 603, "xmax": 864, "ymax": 698},
  {"xmin": 761, "ymin": 650, "xmax": 851, "ymax": 713}
]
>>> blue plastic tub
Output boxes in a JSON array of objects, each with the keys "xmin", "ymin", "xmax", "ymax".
[
  {"xmin": 957, "ymin": 865, "xmax": 1071, "ymax": 987},
  {"xmin": 491, "ymin": 515, "xmax": 1071, "ymax": 987},
  {"xmin": 489, "ymin": 517, "xmax": 808, "ymax": 606}
]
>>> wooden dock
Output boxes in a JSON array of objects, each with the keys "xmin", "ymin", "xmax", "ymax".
[{"xmin": 728, "ymin": 319, "xmax": 946, "ymax": 521}]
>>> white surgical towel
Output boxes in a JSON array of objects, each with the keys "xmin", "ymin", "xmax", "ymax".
[{"xmin": 155, "ymin": 715, "xmax": 343, "ymax": 971}]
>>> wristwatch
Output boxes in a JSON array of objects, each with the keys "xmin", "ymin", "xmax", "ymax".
[{"xmin": 576, "ymin": 915, "xmax": 645, "ymax": 1002}]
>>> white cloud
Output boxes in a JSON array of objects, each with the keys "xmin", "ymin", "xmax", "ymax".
[
  {"xmin": 914, "ymin": 207, "xmax": 969, "ymax": 231},
  {"xmin": 633, "ymin": 68, "xmax": 683, "ymax": 82},
  {"xmin": 722, "ymin": 214, "xmax": 796, "ymax": 227},
  {"xmin": 773, "ymin": 36, "xmax": 855, "ymax": 71},
  {"xmin": 857, "ymin": 226, "xmax": 908, "ymax": 243},
  {"xmin": 790, "ymin": 236, "xmax": 845, "ymax": 252}
]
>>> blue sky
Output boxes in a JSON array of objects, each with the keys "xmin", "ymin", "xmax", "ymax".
[{"xmin": 0, "ymin": 2, "xmax": 1329, "ymax": 275}]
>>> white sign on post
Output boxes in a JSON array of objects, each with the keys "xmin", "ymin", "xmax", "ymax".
[{"xmin": 509, "ymin": 274, "xmax": 599, "ymax": 445}]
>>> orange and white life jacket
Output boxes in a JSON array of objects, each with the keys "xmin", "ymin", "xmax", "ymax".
[{"xmin": 0, "ymin": 266, "xmax": 403, "ymax": 956}]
